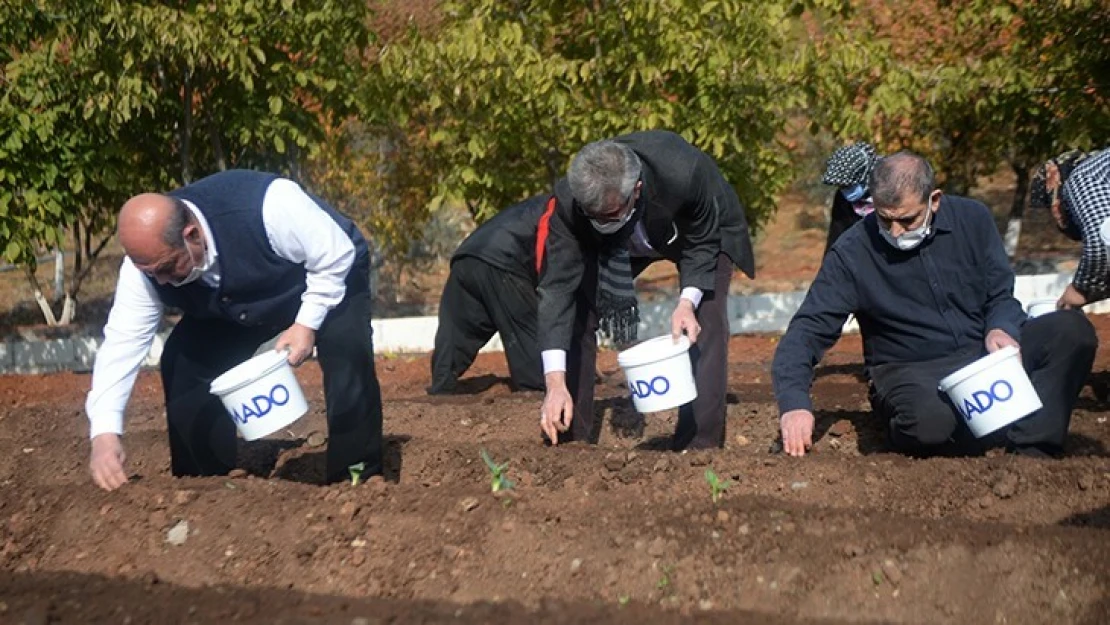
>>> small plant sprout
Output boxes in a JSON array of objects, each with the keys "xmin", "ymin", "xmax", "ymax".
[
  {"xmin": 348, "ymin": 462, "xmax": 367, "ymax": 486},
  {"xmin": 479, "ymin": 449, "xmax": 514, "ymax": 493},
  {"xmin": 704, "ymin": 468, "xmax": 733, "ymax": 504},
  {"xmin": 656, "ymin": 564, "xmax": 675, "ymax": 591}
]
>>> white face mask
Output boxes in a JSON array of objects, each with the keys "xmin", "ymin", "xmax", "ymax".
[
  {"xmin": 169, "ymin": 244, "xmax": 206, "ymax": 287},
  {"xmin": 879, "ymin": 198, "xmax": 934, "ymax": 251},
  {"xmin": 590, "ymin": 206, "xmax": 636, "ymax": 235}
]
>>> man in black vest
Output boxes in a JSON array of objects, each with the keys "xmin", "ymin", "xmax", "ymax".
[
  {"xmin": 86, "ymin": 170, "xmax": 384, "ymax": 490},
  {"xmin": 537, "ymin": 130, "xmax": 756, "ymax": 450},
  {"xmin": 429, "ymin": 194, "xmax": 548, "ymax": 394}
]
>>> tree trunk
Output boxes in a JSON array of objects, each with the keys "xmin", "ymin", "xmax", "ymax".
[
  {"xmin": 24, "ymin": 267, "xmax": 58, "ymax": 326},
  {"xmin": 53, "ymin": 249, "xmax": 64, "ymax": 301},
  {"xmin": 181, "ymin": 71, "xmax": 193, "ymax": 184},
  {"xmin": 209, "ymin": 119, "xmax": 228, "ymax": 171},
  {"xmin": 1004, "ymin": 162, "xmax": 1031, "ymax": 259},
  {"xmin": 58, "ymin": 294, "xmax": 76, "ymax": 325}
]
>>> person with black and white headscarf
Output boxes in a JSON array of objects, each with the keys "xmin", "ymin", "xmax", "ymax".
[
  {"xmin": 821, "ymin": 142, "xmax": 881, "ymax": 254},
  {"xmin": 1030, "ymin": 148, "xmax": 1110, "ymax": 309}
]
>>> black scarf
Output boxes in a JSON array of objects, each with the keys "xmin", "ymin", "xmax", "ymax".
[{"xmin": 594, "ymin": 205, "xmax": 643, "ymax": 346}]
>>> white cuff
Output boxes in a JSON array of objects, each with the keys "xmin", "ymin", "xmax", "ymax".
[
  {"xmin": 542, "ymin": 349, "xmax": 567, "ymax": 374},
  {"xmin": 680, "ymin": 287, "xmax": 704, "ymax": 309},
  {"xmin": 88, "ymin": 413, "xmax": 124, "ymax": 439},
  {"xmin": 295, "ymin": 301, "xmax": 330, "ymax": 330}
]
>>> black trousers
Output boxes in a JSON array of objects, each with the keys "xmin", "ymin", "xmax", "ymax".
[
  {"xmin": 429, "ymin": 257, "xmax": 544, "ymax": 393},
  {"xmin": 868, "ymin": 309, "xmax": 1097, "ymax": 456},
  {"xmin": 160, "ymin": 266, "xmax": 384, "ymax": 483},
  {"xmin": 565, "ymin": 253, "xmax": 733, "ymax": 450}
]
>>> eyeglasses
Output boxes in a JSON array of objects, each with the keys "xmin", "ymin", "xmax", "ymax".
[{"xmin": 585, "ymin": 189, "xmax": 637, "ymax": 224}]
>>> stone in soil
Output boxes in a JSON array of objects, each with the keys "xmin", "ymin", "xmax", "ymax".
[
  {"xmin": 827, "ymin": 420, "xmax": 853, "ymax": 437},
  {"xmin": 991, "ymin": 472, "xmax": 1019, "ymax": 499},
  {"xmin": 165, "ymin": 520, "xmax": 189, "ymax": 546}
]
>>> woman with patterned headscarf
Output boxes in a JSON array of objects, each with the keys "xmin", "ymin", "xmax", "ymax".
[
  {"xmin": 821, "ymin": 142, "xmax": 881, "ymax": 255},
  {"xmin": 1030, "ymin": 148, "xmax": 1110, "ymax": 309}
]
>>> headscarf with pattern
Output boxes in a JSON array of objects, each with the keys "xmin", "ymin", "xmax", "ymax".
[
  {"xmin": 822, "ymin": 142, "xmax": 879, "ymax": 188},
  {"xmin": 1030, "ymin": 150, "xmax": 1099, "ymax": 240}
]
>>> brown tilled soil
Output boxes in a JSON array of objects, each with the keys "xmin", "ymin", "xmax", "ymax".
[{"xmin": 1, "ymin": 315, "xmax": 1109, "ymax": 624}]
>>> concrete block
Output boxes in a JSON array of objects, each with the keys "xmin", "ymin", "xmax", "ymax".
[
  {"xmin": 11, "ymin": 338, "xmax": 75, "ymax": 373},
  {"xmin": 71, "ymin": 337, "xmax": 101, "ymax": 373},
  {"xmin": 0, "ymin": 341, "xmax": 13, "ymax": 371}
]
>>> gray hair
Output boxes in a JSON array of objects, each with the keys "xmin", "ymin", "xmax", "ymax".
[
  {"xmin": 162, "ymin": 197, "xmax": 192, "ymax": 249},
  {"xmin": 567, "ymin": 140, "xmax": 642, "ymax": 216},
  {"xmin": 868, "ymin": 151, "xmax": 935, "ymax": 209}
]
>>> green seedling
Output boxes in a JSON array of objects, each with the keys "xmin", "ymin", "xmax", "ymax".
[
  {"xmin": 705, "ymin": 468, "xmax": 733, "ymax": 504},
  {"xmin": 656, "ymin": 564, "xmax": 675, "ymax": 591},
  {"xmin": 348, "ymin": 462, "xmax": 367, "ymax": 486},
  {"xmin": 479, "ymin": 449, "xmax": 514, "ymax": 493},
  {"xmin": 618, "ymin": 595, "xmax": 631, "ymax": 607}
]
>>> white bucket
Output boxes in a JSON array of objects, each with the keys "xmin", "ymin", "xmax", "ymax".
[
  {"xmin": 209, "ymin": 350, "xmax": 309, "ymax": 441},
  {"xmin": 616, "ymin": 335, "xmax": 697, "ymax": 413},
  {"xmin": 1025, "ymin": 298, "xmax": 1057, "ymax": 318},
  {"xmin": 937, "ymin": 346, "xmax": 1042, "ymax": 438}
]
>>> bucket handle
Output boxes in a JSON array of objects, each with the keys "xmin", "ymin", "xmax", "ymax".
[{"xmin": 273, "ymin": 345, "xmax": 295, "ymax": 366}]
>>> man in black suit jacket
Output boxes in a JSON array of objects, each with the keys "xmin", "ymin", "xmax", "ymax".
[
  {"xmin": 537, "ymin": 130, "xmax": 755, "ymax": 450},
  {"xmin": 429, "ymin": 195, "xmax": 548, "ymax": 394}
]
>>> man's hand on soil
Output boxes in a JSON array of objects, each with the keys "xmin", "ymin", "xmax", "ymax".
[
  {"xmin": 89, "ymin": 433, "xmax": 128, "ymax": 491},
  {"xmin": 540, "ymin": 372, "xmax": 574, "ymax": 445},
  {"xmin": 780, "ymin": 409, "xmax": 815, "ymax": 457}
]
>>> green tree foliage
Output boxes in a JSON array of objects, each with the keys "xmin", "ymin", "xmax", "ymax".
[
  {"xmin": 366, "ymin": 0, "xmax": 799, "ymax": 233},
  {"xmin": 800, "ymin": 0, "xmax": 1109, "ymax": 197},
  {"xmin": 0, "ymin": 0, "xmax": 370, "ymax": 324}
]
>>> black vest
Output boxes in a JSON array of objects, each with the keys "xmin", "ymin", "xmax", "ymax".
[{"xmin": 152, "ymin": 170, "xmax": 368, "ymax": 329}]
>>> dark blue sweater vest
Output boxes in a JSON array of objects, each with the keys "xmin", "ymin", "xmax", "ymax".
[{"xmin": 152, "ymin": 170, "xmax": 368, "ymax": 329}]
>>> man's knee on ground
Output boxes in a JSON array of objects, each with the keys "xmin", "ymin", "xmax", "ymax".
[
  {"xmin": 1054, "ymin": 309, "xmax": 1099, "ymax": 355},
  {"xmin": 886, "ymin": 396, "xmax": 960, "ymax": 447}
]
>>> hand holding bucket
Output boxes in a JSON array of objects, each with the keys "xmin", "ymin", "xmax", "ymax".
[
  {"xmin": 617, "ymin": 335, "xmax": 698, "ymax": 413},
  {"xmin": 274, "ymin": 323, "xmax": 317, "ymax": 366}
]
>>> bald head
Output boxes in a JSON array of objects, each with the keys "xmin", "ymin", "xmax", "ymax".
[
  {"xmin": 868, "ymin": 152, "xmax": 935, "ymax": 210},
  {"xmin": 118, "ymin": 193, "xmax": 191, "ymax": 265}
]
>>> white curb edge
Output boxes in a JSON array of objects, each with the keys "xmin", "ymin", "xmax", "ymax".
[{"xmin": 0, "ymin": 272, "xmax": 1104, "ymax": 374}]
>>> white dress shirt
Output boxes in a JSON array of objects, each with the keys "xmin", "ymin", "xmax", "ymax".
[
  {"xmin": 86, "ymin": 178, "xmax": 356, "ymax": 438},
  {"xmin": 541, "ymin": 221, "xmax": 703, "ymax": 374}
]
